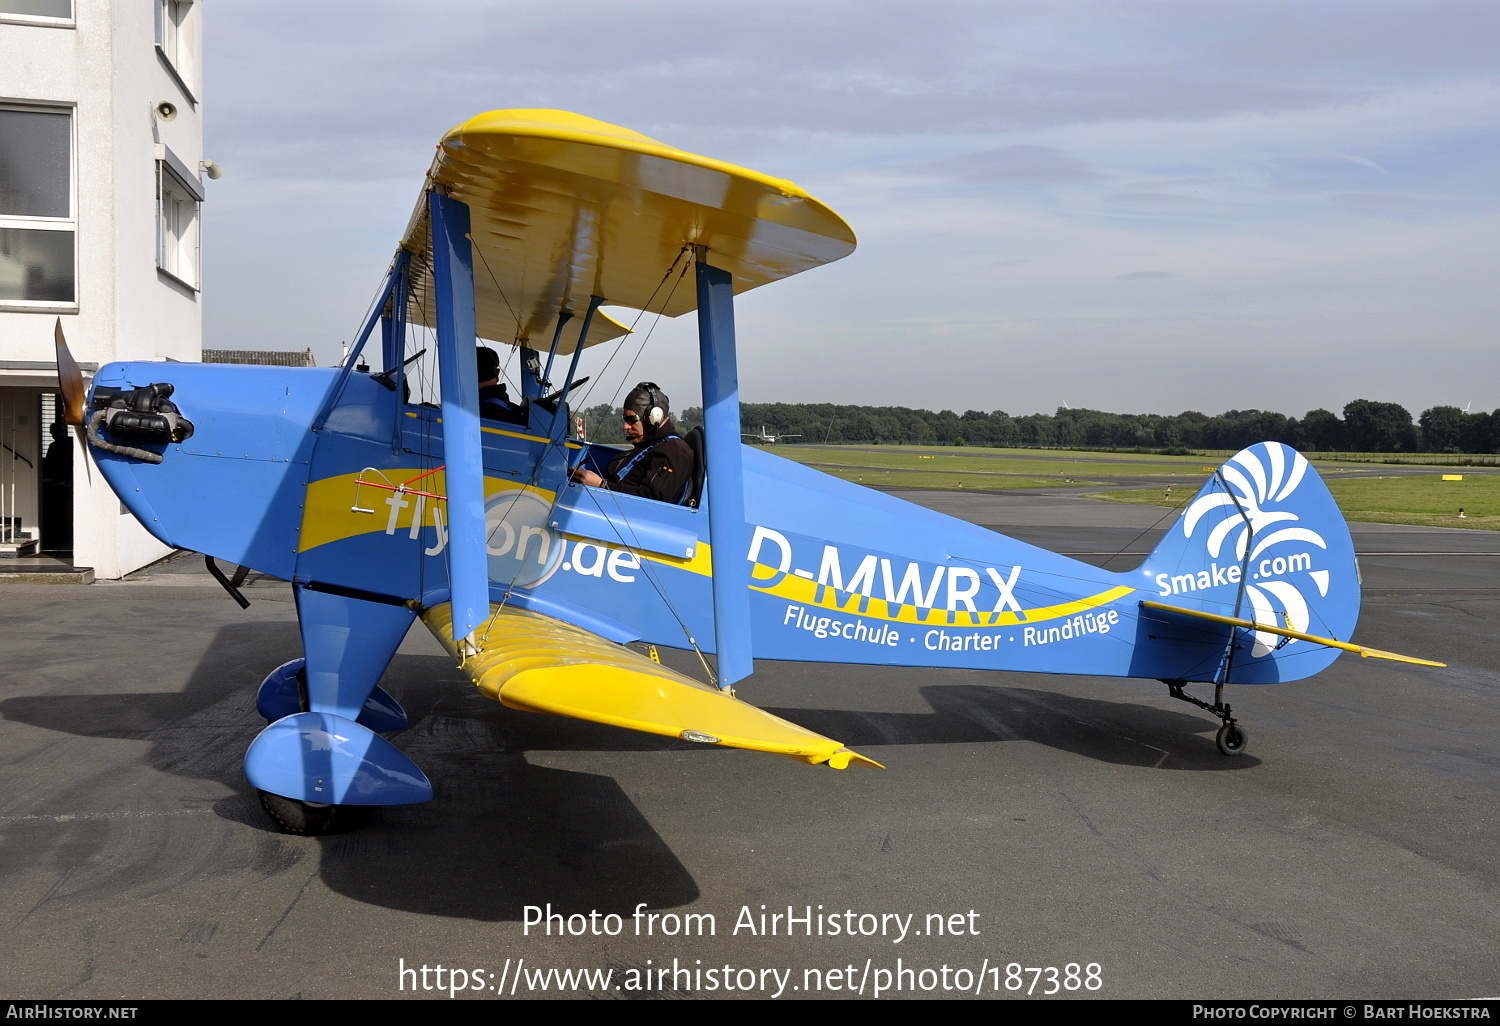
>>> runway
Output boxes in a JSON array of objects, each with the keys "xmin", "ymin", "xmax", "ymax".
[{"xmin": 0, "ymin": 491, "xmax": 1494, "ymax": 999}]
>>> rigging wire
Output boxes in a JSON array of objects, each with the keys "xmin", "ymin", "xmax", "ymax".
[
  {"xmin": 574, "ymin": 245, "xmax": 692, "ymax": 412},
  {"xmin": 1098, "ymin": 496, "xmax": 1190, "ymax": 571},
  {"xmin": 390, "ymin": 237, "xmax": 708, "ymax": 681},
  {"xmin": 469, "ymin": 246, "xmax": 712, "ymax": 680},
  {"xmin": 585, "ymin": 483, "xmax": 718, "ymax": 684},
  {"xmin": 607, "ymin": 255, "xmax": 691, "ymax": 406},
  {"xmin": 468, "ymin": 234, "xmax": 523, "ymax": 395},
  {"xmin": 467, "ymin": 233, "xmax": 519, "ymax": 326},
  {"xmin": 342, "ymin": 258, "xmax": 398, "ymax": 372}
]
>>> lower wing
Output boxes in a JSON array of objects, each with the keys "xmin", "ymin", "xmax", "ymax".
[{"xmin": 422, "ymin": 602, "xmax": 882, "ymax": 769}]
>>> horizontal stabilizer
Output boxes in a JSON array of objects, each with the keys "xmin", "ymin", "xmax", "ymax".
[
  {"xmin": 423, "ymin": 603, "xmax": 882, "ymax": 769},
  {"xmin": 1142, "ymin": 600, "xmax": 1445, "ymax": 668}
]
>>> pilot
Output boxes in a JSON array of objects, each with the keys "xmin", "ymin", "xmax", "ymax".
[
  {"xmin": 570, "ymin": 382, "xmax": 694, "ymax": 504},
  {"xmin": 475, "ymin": 347, "xmax": 518, "ymax": 420}
]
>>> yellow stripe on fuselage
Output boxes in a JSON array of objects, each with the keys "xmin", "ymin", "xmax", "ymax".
[
  {"xmin": 298, "ymin": 464, "xmax": 1130, "ymax": 628},
  {"xmin": 298, "ymin": 471, "xmax": 555, "ymax": 553},
  {"xmin": 638, "ymin": 539, "xmax": 713, "ymax": 577},
  {"xmin": 749, "ymin": 567, "xmax": 1134, "ymax": 629},
  {"xmin": 638, "ymin": 543, "xmax": 1132, "ymax": 629}
]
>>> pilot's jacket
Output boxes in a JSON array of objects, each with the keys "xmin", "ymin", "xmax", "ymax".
[
  {"xmin": 479, "ymin": 382, "xmax": 520, "ymax": 421},
  {"xmin": 603, "ymin": 419, "xmax": 694, "ymax": 504}
]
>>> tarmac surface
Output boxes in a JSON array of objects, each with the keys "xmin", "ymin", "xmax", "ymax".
[{"xmin": 0, "ymin": 491, "xmax": 1495, "ymax": 1000}]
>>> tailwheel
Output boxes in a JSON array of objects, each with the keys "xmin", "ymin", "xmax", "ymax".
[
  {"xmin": 1164, "ymin": 680, "xmax": 1250, "ymax": 758},
  {"xmin": 1215, "ymin": 722, "xmax": 1249, "ymax": 757},
  {"xmin": 257, "ymin": 790, "xmax": 370, "ymax": 836}
]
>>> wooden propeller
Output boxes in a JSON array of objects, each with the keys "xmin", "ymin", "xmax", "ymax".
[
  {"xmin": 53, "ymin": 318, "xmax": 91, "ymax": 479},
  {"xmin": 54, "ymin": 319, "xmax": 85, "ymax": 426}
]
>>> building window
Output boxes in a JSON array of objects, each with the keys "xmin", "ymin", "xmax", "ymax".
[
  {"xmin": 156, "ymin": 0, "xmax": 189, "ymax": 68},
  {"xmin": 0, "ymin": 1, "xmax": 73, "ymax": 24},
  {"xmin": 0, "ymin": 105, "xmax": 75, "ymax": 306},
  {"xmin": 154, "ymin": 1, "xmax": 196, "ymax": 102},
  {"xmin": 157, "ymin": 159, "xmax": 200, "ymax": 288}
]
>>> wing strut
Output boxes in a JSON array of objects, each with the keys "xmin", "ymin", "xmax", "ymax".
[
  {"xmin": 550, "ymin": 297, "xmax": 602, "ymax": 443},
  {"xmin": 695, "ymin": 250, "xmax": 752, "ymax": 688},
  {"xmin": 429, "ymin": 190, "xmax": 489, "ymax": 648}
]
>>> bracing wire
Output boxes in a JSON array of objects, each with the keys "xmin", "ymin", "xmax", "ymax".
[
  {"xmin": 575, "ymin": 245, "xmax": 692, "ymax": 411},
  {"xmin": 468, "ymin": 247, "xmax": 713, "ymax": 680},
  {"xmin": 1099, "ymin": 496, "xmax": 1190, "ymax": 570},
  {"xmin": 402, "ymin": 239, "xmax": 709, "ymax": 680},
  {"xmin": 344, "ymin": 258, "xmax": 398, "ymax": 371},
  {"xmin": 607, "ymin": 256, "xmax": 692, "ymax": 407},
  {"xmin": 467, "ymin": 234, "xmax": 542, "ymax": 397},
  {"xmin": 588, "ymin": 480, "xmax": 718, "ymax": 684},
  {"xmin": 468, "ymin": 233, "xmax": 519, "ymax": 326}
]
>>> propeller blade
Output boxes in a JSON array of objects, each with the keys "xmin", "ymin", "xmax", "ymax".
[
  {"xmin": 53, "ymin": 318, "xmax": 91, "ymax": 481},
  {"xmin": 54, "ymin": 318, "xmax": 85, "ymax": 426}
]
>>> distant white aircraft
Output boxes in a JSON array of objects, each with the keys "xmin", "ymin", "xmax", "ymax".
[{"xmin": 743, "ymin": 425, "xmax": 801, "ymax": 444}]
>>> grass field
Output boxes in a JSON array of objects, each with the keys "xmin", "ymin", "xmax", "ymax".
[
  {"xmin": 768, "ymin": 444, "xmax": 1500, "ymax": 530},
  {"xmin": 1086, "ymin": 474, "xmax": 1500, "ymax": 531},
  {"xmin": 772, "ymin": 467, "xmax": 1114, "ymax": 490},
  {"xmin": 773, "ymin": 444, "xmax": 1215, "ymax": 487}
]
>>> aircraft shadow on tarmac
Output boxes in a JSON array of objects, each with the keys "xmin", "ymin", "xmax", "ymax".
[
  {"xmin": 0, "ymin": 620, "xmax": 1251, "ymax": 922},
  {"xmin": 1, "ymin": 622, "xmax": 701, "ymax": 921},
  {"xmin": 765, "ymin": 684, "xmax": 1259, "ymax": 772}
]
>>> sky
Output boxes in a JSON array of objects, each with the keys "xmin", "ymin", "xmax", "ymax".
[{"xmin": 202, "ymin": 0, "xmax": 1500, "ymax": 419}]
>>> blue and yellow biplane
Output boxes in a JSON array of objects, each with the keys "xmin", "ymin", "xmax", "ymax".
[{"xmin": 56, "ymin": 110, "xmax": 1442, "ymax": 834}]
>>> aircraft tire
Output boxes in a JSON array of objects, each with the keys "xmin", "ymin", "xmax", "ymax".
[
  {"xmin": 1215, "ymin": 722, "xmax": 1248, "ymax": 756},
  {"xmin": 257, "ymin": 789, "xmax": 370, "ymax": 835}
]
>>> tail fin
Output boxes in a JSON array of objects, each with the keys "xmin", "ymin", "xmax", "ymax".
[{"xmin": 1135, "ymin": 442, "xmax": 1360, "ymax": 684}]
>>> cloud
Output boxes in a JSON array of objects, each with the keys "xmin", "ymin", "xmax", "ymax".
[
  {"xmin": 209, "ymin": 1, "xmax": 1500, "ymax": 152},
  {"xmin": 1108, "ymin": 193, "xmax": 1201, "ymax": 204},
  {"xmin": 199, "ymin": 1, "xmax": 1500, "ymax": 417},
  {"xmin": 893, "ymin": 145, "xmax": 1105, "ymax": 184},
  {"xmin": 1328, "ymin": 192, "xmax": 1424, "ymax": 212}
]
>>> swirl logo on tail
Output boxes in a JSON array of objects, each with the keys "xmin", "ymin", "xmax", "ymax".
[{"xmin": 1182, "ymin": 444, "xmax": 1329, "ymax": 658}]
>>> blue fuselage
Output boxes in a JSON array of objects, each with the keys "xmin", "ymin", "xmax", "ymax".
[{"xmin": 90, "ymin": 361, "xmax": 1350, "ymax": 687}]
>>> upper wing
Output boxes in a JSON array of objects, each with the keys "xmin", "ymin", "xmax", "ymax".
[
  {"xmin": 401, "ymin": 108, "xmax": 857, "ymax": 351},
  {"xmin": 422, "ymin": 602, "xmax": 882, "ymax": 769}
]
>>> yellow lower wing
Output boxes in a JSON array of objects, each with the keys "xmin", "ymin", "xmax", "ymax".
[{"xmin": 422, "ymin": 603, "xmax": 882, "ymax": 769}]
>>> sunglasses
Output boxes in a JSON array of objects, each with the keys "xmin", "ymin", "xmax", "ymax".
[{"xmin": 622, "ymin": 414, "xmax": 641, "ymax": 424}]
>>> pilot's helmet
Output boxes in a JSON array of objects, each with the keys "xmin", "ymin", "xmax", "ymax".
[
  {"xmin": 476, "ymin": 346, "xmax": 501, "ymax": 382},
  {"xmin": 624, "ymin": 382, "xmax": 669, "ymax": 427}
]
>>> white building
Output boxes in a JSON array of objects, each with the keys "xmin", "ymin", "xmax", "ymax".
[{"xmin": 1, "ymin": 0, "xmax": 206, "ymax": 578}]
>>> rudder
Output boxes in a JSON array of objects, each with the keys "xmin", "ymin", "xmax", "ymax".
[{"xmin": 1134, "ymin": 442, "xmax": 1359, "ymax": 684}]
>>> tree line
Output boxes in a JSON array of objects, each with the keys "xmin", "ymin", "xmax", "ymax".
[{"xmin": 579, "ymin": 400, "xmax": 1500, "ymax": 454}]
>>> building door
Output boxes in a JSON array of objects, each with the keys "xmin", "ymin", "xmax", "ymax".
[
  {"xmin": 38, "ymin": 391, "xmax": 72, "ymax": 555},
  {"xmin": 0, "ymin": 387, "xmax": 41, "ymax": 556}
]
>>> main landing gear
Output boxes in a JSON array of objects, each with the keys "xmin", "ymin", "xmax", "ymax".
[
  {"xmin": 252, "ymin": 655, "xmax": 413, "ymax": 835},
  {"xmin": 1164, "ymin": 679, "xmax": 1249, "ymax": 757},
  {"xmin": 256, "ymin": 789, "xmax": 370, "ymax": 836},
  {"xmin": 245, "ymin": 587, "xmax": 432, "ymax": 836}
]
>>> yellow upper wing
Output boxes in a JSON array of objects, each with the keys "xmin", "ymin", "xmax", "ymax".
[
  {"xmin": 423, "ymin": 602, "xmax": 881, "ymax": 770},
  {"xmin": 402, "ymin": 108, "xmax": 857, "ymax": 351}
]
